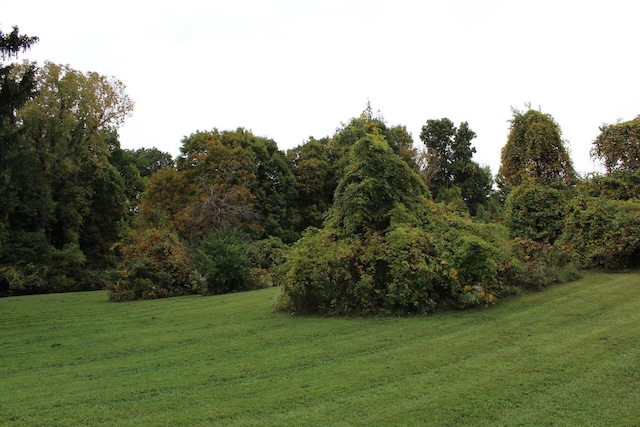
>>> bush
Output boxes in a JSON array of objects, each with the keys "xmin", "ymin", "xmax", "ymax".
[
  {"xmin": 505, "ymin": 238, "xmax": 581, "ymax": 290},
  {"xmin": 560, "ymin": 195, "xmax": 640, "ymax": 269},
  {"xmin": 276, "ymin": 203, "xmax": 513, "ymax": 315},
  {"xmin": 276, "ymin": 130, "xmax": 581, "ymax": 316},
  {"xmin": 504, "ymin": 181, "xmax": 568, "ymax": 243},
  {"xmin": 108, "ymin": 228, "xmax": 196, "ymax": 301},
  {"xmin": 193, "ymin": 228, "xmax": 254, "ymax": 295}
]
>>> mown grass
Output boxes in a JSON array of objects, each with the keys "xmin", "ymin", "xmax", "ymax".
[{"xmin": 1, "ymin": 272, "xmax": 639, "ymax": 426}]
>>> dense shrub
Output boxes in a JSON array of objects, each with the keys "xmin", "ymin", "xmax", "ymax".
[
  {"xmin": 0, "ymin": 241, "xmax": 106, "ymax": 296},
  {"xmin": 504, "ymin": 238, "xmax": 581, "ymax": 290},
  {"xmin": 579, "ymin": 170, "xmax": 640, "ymax": 201},
  {"xmin": 193, "ymin": 228, "xmax": 254, "ymax": 295},
  {"xmin": 247, "ymin": 236, "xmax": 288, "ymax": 287},
  {"xmin": 276, "ymin": 134, "xmax": 514, "ymax": 315},
  {"xmin": 504, "ymin": 181, "xmax": 568, "ymax": 242},
  {"xmin": 559, "ymin": 196, "xmax": 640, "ymax": 269},
  {"xmin": 108, "ymin": 228, "xmax": 196, "ymax": 301}
]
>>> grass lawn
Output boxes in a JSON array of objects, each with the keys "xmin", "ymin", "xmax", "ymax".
[{"xmin": 1, "ymin": 272, "xmax": 639, "ymax": 426}]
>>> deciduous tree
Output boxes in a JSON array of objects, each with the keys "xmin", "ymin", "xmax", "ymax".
[
  {"xmin": 419, "ymin": 118, "xmax": 493, "ymax": 215},
  {"xmin": 499, "ymin": 108, "xmax": 576, "ymax": 188},
  {"xmin": 1, "ymin": 60, "xmax": 134, "ymax": 294},
  {"xmin": 591, "ymin": 115, "xmax": 640, "ymax": 173}
]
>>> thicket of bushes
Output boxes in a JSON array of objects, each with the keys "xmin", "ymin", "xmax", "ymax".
[
  {"xmin": 274, "ymin": 133, "xmax": 582, "ymax": 315},
  {"xmin": 107, "ymin": 111, "xmax": 640, "ymax": 312}
]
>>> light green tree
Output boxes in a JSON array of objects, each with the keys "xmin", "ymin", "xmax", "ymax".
[
  {"xmin": 499, "ymin": 108, "xmax": 576, "ymax": 188},
  {"xmin": 591, "ymin": 115, "xmax": 640, "ymax": 173}
]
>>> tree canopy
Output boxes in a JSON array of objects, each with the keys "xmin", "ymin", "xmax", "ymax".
[
  {"xmin": 592, "ymin": 115, "xmax": 640, "ymax": 173},
  {"xmin": 2, "ymin": 25, "xmax": 637, "ymax": 311},
  {"xmin": 1, "ymin": 59, "xmax": 135, "ymax": 295},
  {"xmin": 419, "ymin": 118, "xmax": 493, "ymax": 215},
  {"xmin": 499, "ymin": 108, "xmax": 577, "ymax": 188}
]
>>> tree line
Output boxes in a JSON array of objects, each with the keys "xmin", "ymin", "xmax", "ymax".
[{"xmin": 2, "ymin": 27, "xmax": 639, "ymax": 314}]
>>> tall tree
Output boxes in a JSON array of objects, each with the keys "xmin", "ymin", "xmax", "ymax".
[
  {"xmin": 287, "ymin": 137, "xmax": 337, "ymax": 232},
  {"xmin": 591, "ymin": 115, "xmax": 640, "ymax": 173},
  {"xmin": 172, "ymin": 129, "xmax": 258, "ymax": 242},
  {"xmin": 110, "ymin": 144, "xmax": 175, "ymax": 215},
  {"xmin": 0, "ymin": 26, "xmax": 39, "ymax": 249},
  {"xmin": 329, "ymin": 132, "xmax": 429, "ymax": 236},
  {"xmin": 277, "ymin": 122, "xmax": 509, "ymax": 315},
  {"xmin": 221, "ymin": 129, "xmax": 299, "ymax": 242},
  {"xmin": 332, "ymin": 104, "xmax": 419, "ymax": 173},
  {"xmin": 0, "ymin": 26, "xmax": 38, "ymax": 127},
  {"xmin": 419, "ymin": 118, "xmax": 493, "ymax": 215},
  {"xmin": 1, "ymin": 60, "xmax": 134, "ymax": 294},
  {"xmin": 499, "ymin": 108, "xmax": 576, "ymax": 188},
  {"xmin": 17, "ymin": 62, "xmax": 133, "ymax": 249}
]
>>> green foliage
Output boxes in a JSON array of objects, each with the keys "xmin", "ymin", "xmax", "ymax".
[
  {"xmin": 331, "ymin": 104, "xmax": 420, "ymax": 177},
  {"xmin": 42, "ymin": 244, "xmax": 88, "ymax": 292},
  {"xmin": 140, "ymin": 167, "xmax": 192, "ymax": 232},
  {"xmin": 559, "ymin": 195, "xmax": 640, "ymax": 269},
  {"xmin": 193, "ymin": 228, "xmax": 254, "ymax": 295},
  {"xmin": 0, "ymin": 241, "xmax": 106, "ymax": 296},
  {"xmin": 275, "ymin": 228, "xmax": 362, "ymax": 314},
  {"xmin": 287, "ymin": 137, "xmax": 337, "ymax": 232},
  {"xmin": 329, "ymin": 133, "xmax": 430, "ymax": 236},
  {"xmin": 277, "ymin": 129, "xmax": 516, "ymax": 315},
  {"xmin": 0, "ymin": 26, "xmax": 38, "ymax": 128},
  {"xmin": 0, "ymin": 263, "xmax": 46, "ymax": 296},
  {"xmin": 239, "ymin": 130, "xmax": 299, "ymax": 242},
  {"xmin": 248, "ymin": 236, "xmax": 287, "ymax": 270},
  {"xmin": 157, "ymin": 128, "xmax": 298, "ymax": 243},
  {"xmin": 420, "ymin": 118, "xmax": 493, "ymax": 215},
  {"xmin": 0, "ymin": 26, "xmax": 39, "ymax": 290},
  {"xmin": 578, "ymin": 170, "xmax": 640, "ymax": 201},
  {"xmin": 1, "ymin": 60, "xmax": 133, "ymax": 295},
  {"xmin": 504, "ymin": 181, "xmax": 568, "ymax": 242},
  {"xmin": 505, "ymin": 238, "xmax": 581, "ymax": 290},
  {"xmin": 499, "ymin": 108, "xmax": 576, "ymax": 189},
  {"xmin": 109, "ymin": 144, "xmax": 174, "ymax": 215},
  {"xmin": 276, "ymin": 145, "xmax": 441, "ymax": 314},
  {"xmin": 108, "ymin": 228, "xmax": 195, "ymax": 301},
  {"xmin": 591, "ymin": 115, "xmax": 640, "ymax": 173}
]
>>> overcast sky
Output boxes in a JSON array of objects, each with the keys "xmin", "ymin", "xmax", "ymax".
[{"xmin": 3, "ymin": 0, "xmax": 639, "ymax": 175}]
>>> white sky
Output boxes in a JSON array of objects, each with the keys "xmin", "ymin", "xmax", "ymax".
[{"xmin": 3, "ymin": 0, "xmax": 639, "ymax": 175}]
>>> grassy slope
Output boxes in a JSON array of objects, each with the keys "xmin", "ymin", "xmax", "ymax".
[{"xmin": 1, "ymin": 272, "xmax": 639, "ymax": 426}]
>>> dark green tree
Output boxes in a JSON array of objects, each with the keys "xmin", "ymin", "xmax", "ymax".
[
  {"xmin": 285, "ymin": 105, "xmax": 421, "ymax": 234},
  {"xmin": 559, "ymin": 193, "xmax": 640, "ymax": 269},
  {"xmin": 0, "ymin": 26, "xmax": 38, "ymax": 127},
  {"xmin": 1, "ymin": 60, "xmax": 134, "ymax": 295},
  {"xmin": 110, "ymin": 144, "xmax": 174, "ymax": 215},
  {"xmin": 331, "ymin": 104, "xmax": 419, "ymax": 177},
  {"xmin": 287, "ymin": 137, "xmax": 337, "ymax": 232},
  {"xmin": 329, "ymin": 132, "xmax": 429, "ymax": 236},
  {"xmin": 419, "ymin": 118, "xmax": 493, "ymax": 215},
  {"xmin": 227, "ymin": 129, "xmax": 299, "ymax": 243},
  {"xmin": 0, "ymin": 26, "xmax": 39, "ymax": 251},
  {"xmin": 193, "ymin": 227, "xmax": 253, "ymax": 295}
]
